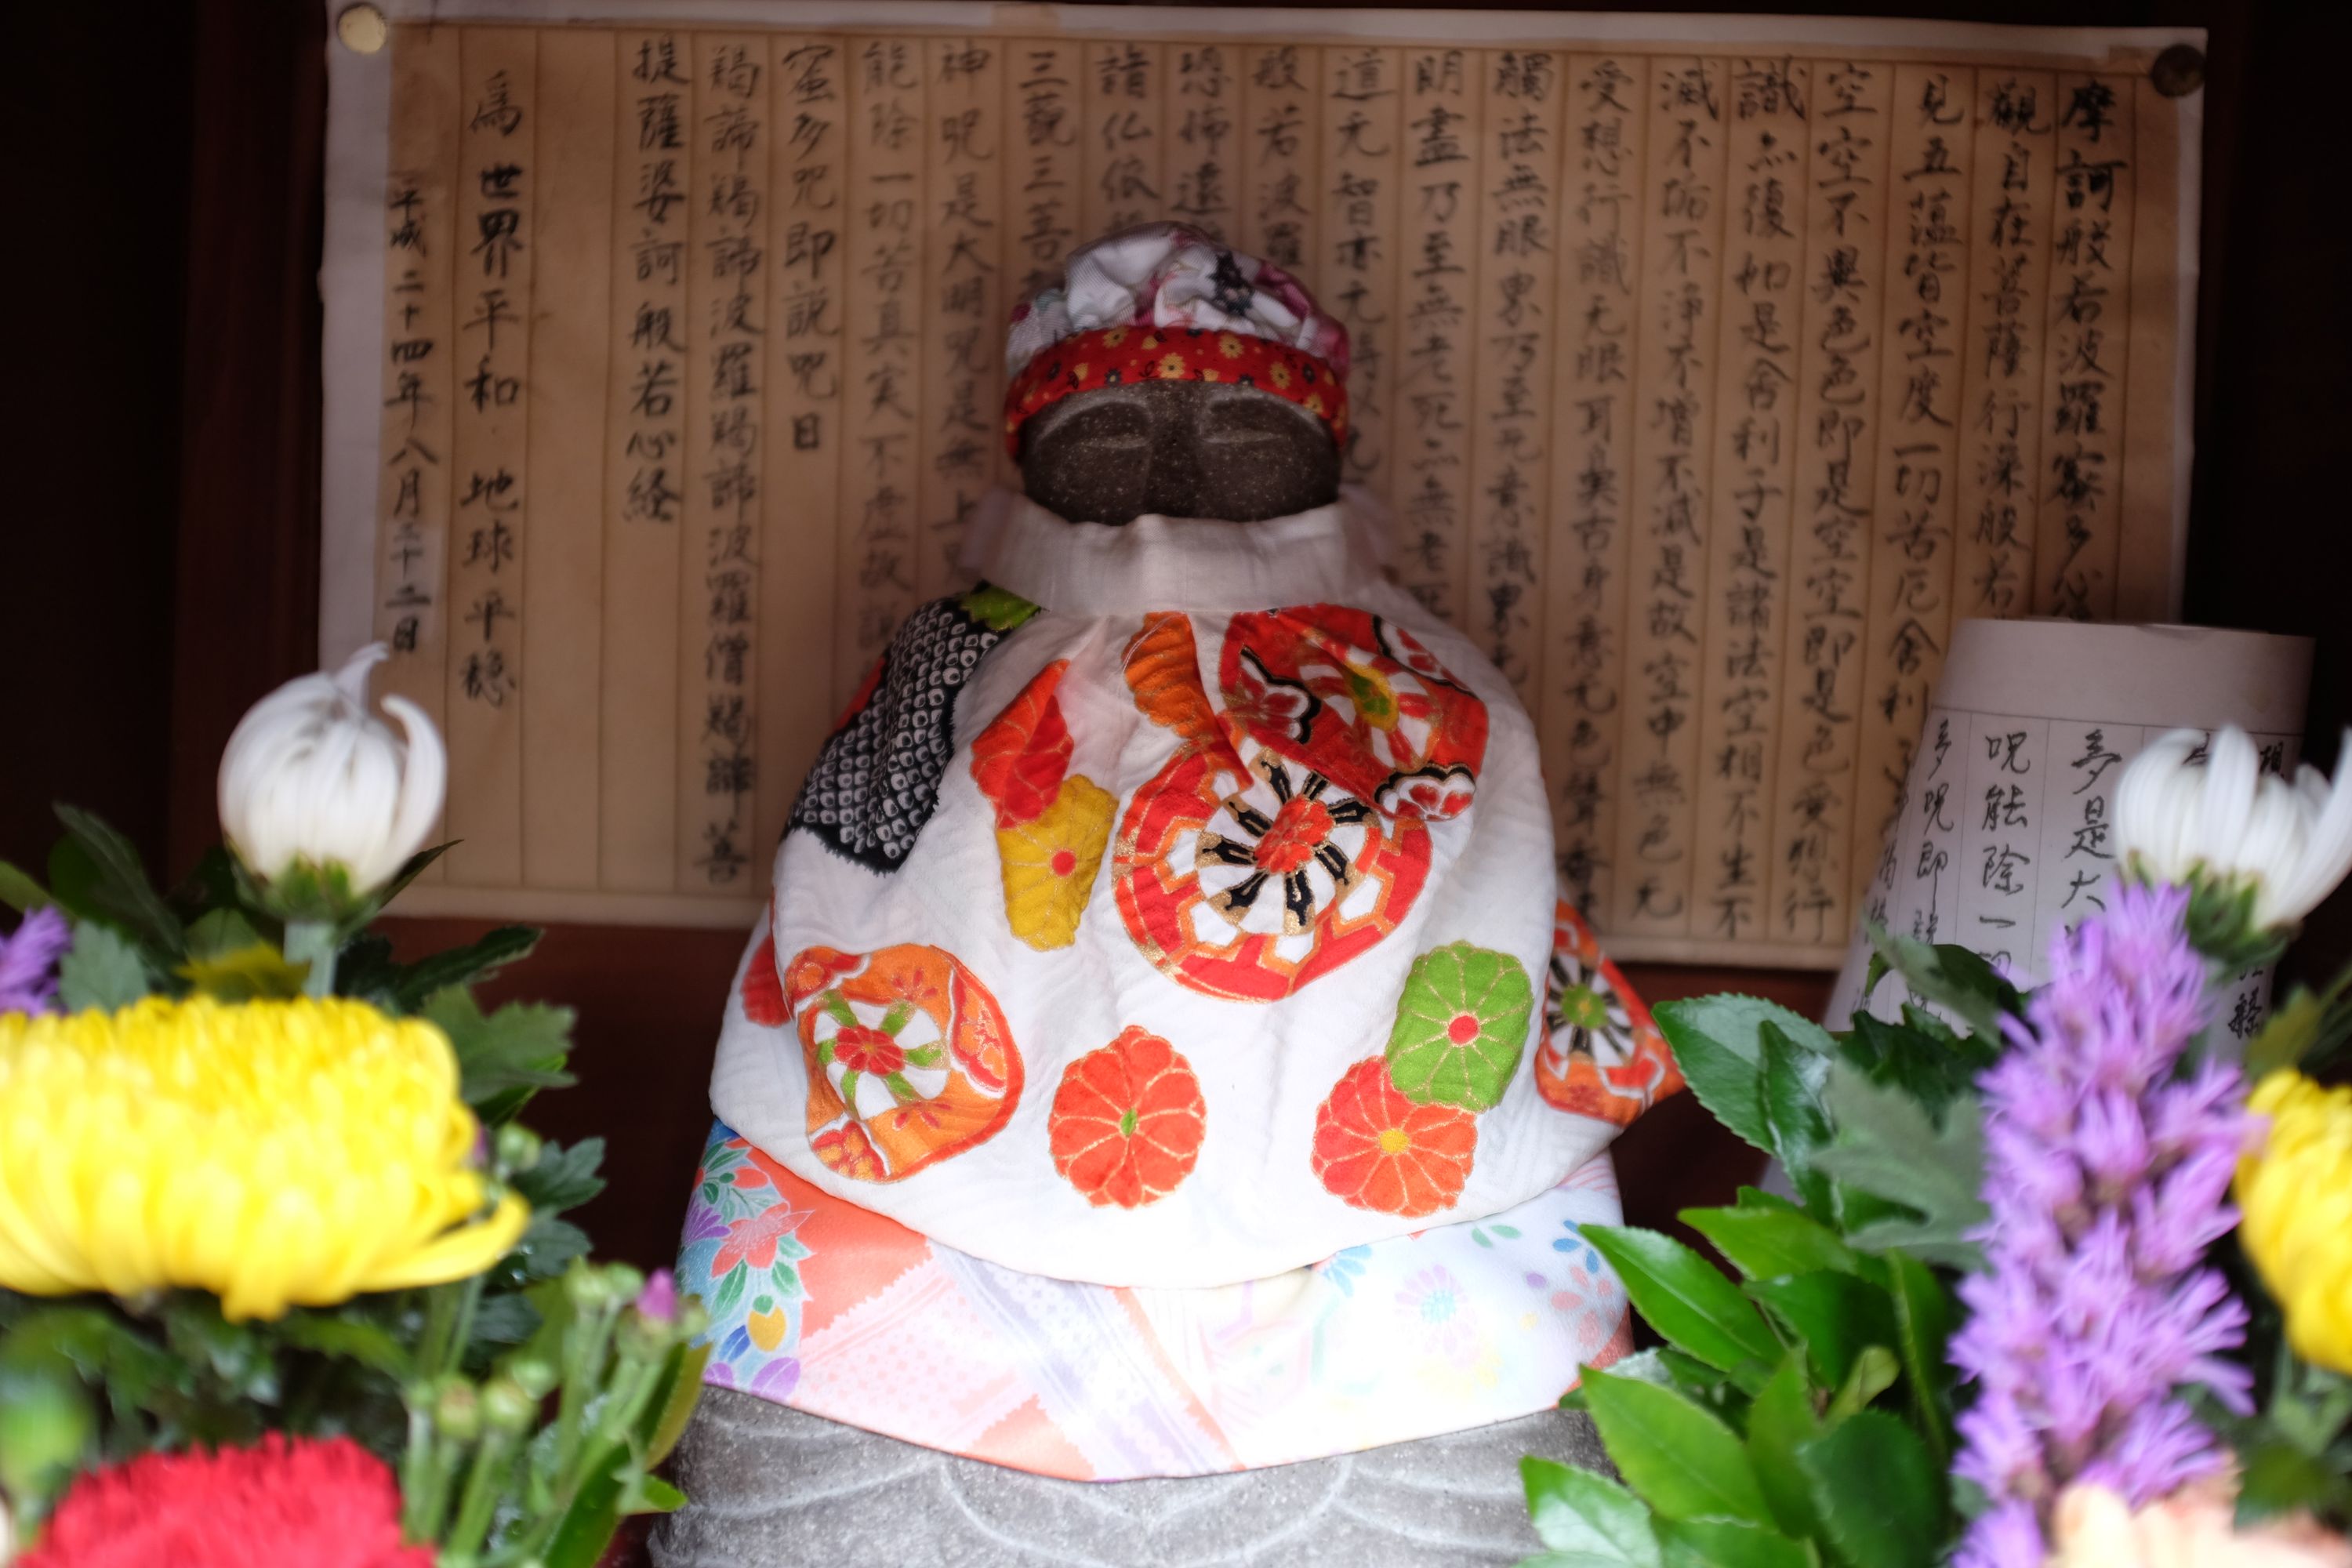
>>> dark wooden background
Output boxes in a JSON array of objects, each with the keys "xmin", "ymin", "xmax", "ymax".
[{"xmin": 7, "ymin": 0, "xmax": 2348, "ymax": 1270}]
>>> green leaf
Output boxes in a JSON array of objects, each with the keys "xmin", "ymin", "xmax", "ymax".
[
  {"xmin": 1743, "ymin": 1271, "xmax": 1899, "ymax": 1394},
  {"xmin": 2236, "ymin": 1436, "xmax": 2352, "ymax": 1523},
  {"xmin": 1584, "ymin": 1226, "xmax": 1783, "ymax": 1394},
  {"xmin": 51, "ymin": 806, "xmax": 187, "ymax": 959},
  {"xmin": 351, "ymin": 841, "xmax": 452, "ymax": 923},
  {"xmin": 1655, "ymin": 1519, "xmax": 1814, "ymax": 1568},
  {"xmin": 1744, "ymin": 1354, "xmax": 1824, "ymax": 1541},
  {"xmin": 1759, "ymin": 1022, "xmax": 1835, "ymax": 1204},
  {"xmin": 1809, "ymin": 1061, "xmax": 1988, "ymax": 1271},
  {"xmin": 177, "ymin": 941, "xmax": 310, "ymax": 1001},
  {"xmin": 642, "ymin": 1340, "xmax": 712, "ymax": 1469},
  {"xmin": 273, "ymin": 1311, "xmax": 412, "ymax": 1378},
  {"xmin": 1838, "ymin": 1011, "xmax": 1995, "ymax": 1121},
  {"xmin": 1525, "ymin": 1459, "xmax": 1664, "ymax": 1566},
  {"xmin": 0, "ymin": 1356, "xmax": 96, "ymax": 1521},
  {"xmin": 1796, "ymin": 1410, "xmax": 1944, "ymax": 1568},
  {"xmin": 1884, "ymin": 1252, "xmax": 1956, "ymax": 1468},
  {"xmin": 389, "ymin": 924, "xmax": 542, "ymax": 1012},
  {"xmin": 465, "ymin": 1290, "xmax": 542, "ymax": 1348},
  {"xmin": 423, "ymin": 989, "xmax": 577, "ymax": 1121},
  {"xmin": 1581, "ymin": 1367, "xmax": 1774, "ymax": 1527},
  {"xmin": 57, "ymin": 920, "xmax": 156, "ymax": 1011},
  {"xmin": 631, "ymin": 1474, "xmax": 688, "ymax": 1514},
  {"xmin": 1824, "ymin": 1347, "xmax": 1899, "ymax": 1424},
  {"xmin": 1682, "ymin": 1206, "xmax": 1875, "ymax": 1286},
  {"xmin": 540, "ymin": 1436, "xmax": 630, "ymax": 1568},
  {"xmin": 499, "ymin": 1213, "xmax": 592, "ymax": 1286},
  {"xmin": 0, "ymin": 860, "xmax": 50, "ymax": 913},
  {"xmin": 1650, "ymin": 996, "xmax": 1834, "ymax": 1160},
  {"xmin": 1865, "ymin": 930, "xmax": 2020, "ymax": 1041},
  {"xmin": 514, "ymin": 1138, "xmax": 608, "ymax": 1217}
]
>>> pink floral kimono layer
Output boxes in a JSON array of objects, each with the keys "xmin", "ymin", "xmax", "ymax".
[{"xmin": 688, "ymin": 491, "xmax": 1683, "ymax": 1474}]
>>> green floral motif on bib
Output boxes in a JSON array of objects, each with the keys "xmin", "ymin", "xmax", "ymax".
[{"xmin": 1385, "ymin": 941, "xmax": 1535, "ymax": 1112}]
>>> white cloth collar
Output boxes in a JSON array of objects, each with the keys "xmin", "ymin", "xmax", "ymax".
[{"xmin": 960, "ymin": 486, "xmax": 1391, "ymax": 615}]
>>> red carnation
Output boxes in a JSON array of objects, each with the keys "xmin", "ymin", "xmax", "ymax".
[{"xmin": 20, "ymin": 1434, "xmax": 432, "ymax": 1568}]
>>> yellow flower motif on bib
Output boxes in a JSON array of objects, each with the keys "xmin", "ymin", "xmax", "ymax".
[{"xmin": 998, "ymin": 775, "xmax": 1116, "ymax": 950}]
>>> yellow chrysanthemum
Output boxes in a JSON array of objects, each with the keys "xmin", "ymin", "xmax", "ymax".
[
  {"xmin": 2238, "ymin": 1069, "xmax": 2352, "ymax": 1375},
  {"xmin": 0, "ymin": 996, "xmax": 528, "ymax": 1321},
  {"xmin": 996, "ymin": 775, "xmax": 1115, "ymax": 951}
]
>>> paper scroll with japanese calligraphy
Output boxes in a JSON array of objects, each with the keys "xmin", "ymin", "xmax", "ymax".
[
  {"xmin": 1827, "ymin": 619, "xmax": 2312, "ymax": 1043},
  {"xmin": 323, "ymin": 7, "xmax": 2203, "ymax": 958}
]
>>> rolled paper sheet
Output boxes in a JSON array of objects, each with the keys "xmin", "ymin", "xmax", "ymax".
[{"xmin": 1825, "ymin": 619, "xmax": 2314, "ymax": 1041}]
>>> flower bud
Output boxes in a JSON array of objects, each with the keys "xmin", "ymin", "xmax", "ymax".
[
  {"xmin": 505, "ymin": 1359, "xmax": 558, "ymax": 1400},
  {"xmin": 493, "ymin": 1124, "xmax": 543, "ymax": 1175},
  {"xmin": 217, "ymin": 644, "xmax": 447, "ymax": 909},
  {"xmin": 633, "ymin": 1268, "xmax": 678, "ymax": 1325},
  {"xmin": 480, "ymin": 1377, "xmax": 539, "ymax": 1436},
  {"xmin": 433, "ymin": 1376, "xmax": 482, "ymax": 1443}
]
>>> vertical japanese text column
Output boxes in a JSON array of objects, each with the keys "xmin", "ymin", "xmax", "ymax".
[
  {"xmin": 1083, "ymin": 41, "xmax": 1162, "ymax": 238},
  {"xmin": 761, "ymin": 36, "xmax": 848, "ymax": 853},
  {"xmin": 1693, "ymin": 59, "xmax": 1809, "ymax": 946},
  {"xmin": 1545, "ymin": 56, "xmax": 1646, "ymax": 920},
  {"xmin": 1955, "ymin": 71, "xmax": 2055, "ymax": 625},
  {"xmin": 446, "ymin": 29, "xmax": 536, "ymax": 887},
  {"xmin": 1854, "ymin": 66, "xmax": 1973, "ymax": 923},
  {"xmin": 681, "ymin": 36, "xmax": 769, "ymax": 893},
  {"xmin": 1323, "ymin": 46, "xmax": 1403, "ymax": 502},
  {"xmin": 1468, "ymin": 49, "xmax": 1564, "ymax": 706},
  {"xmin": 1613, "ymin": 56, "xmax": 1726, "ymax": 940},
  {"xmin": 601, "ymin": 30, "xmax": 691, "ymax": 891},
  {"xmin": 1240, "ymin": 45, "xmax": 1317, "ymax": 277},
  {"xmin": 1769, "ymin": 60, "xmax": 1892, "ymax": 949},
  {"xmin": 839, "ymin": 41, "xmax": 926, "ymax": 682},
  {"xmin": 1170, "ymin": 45, "xmax": 1236, "ymax": 240},
  {"xmin": 919, "ymin": 38, "xmax": 1004, "ymax": 596},
  {"xmin": 1394, "ymin": 47, "xmax": 1482, "ymax": 627},
  {"xmin": 375, "ymin": 26, "xmax": 460, "ymax": 883},
  {"xmin": 2036, "ymin": 75, "xmax": 2134, "ymax": 620}
]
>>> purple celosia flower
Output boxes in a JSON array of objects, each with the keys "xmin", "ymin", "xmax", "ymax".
[
  {"xmin": 1948, "ymin": 882, "xmax": 2255, "ymax": 1566},
  {"xmin": 0, "ymin": 906, "xmax": 71, "ymax": 1014}
]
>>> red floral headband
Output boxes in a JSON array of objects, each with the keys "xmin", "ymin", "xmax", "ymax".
[{"xmin": 1003, "ymin": 325, "xmax": 1348, "ymax": 457}]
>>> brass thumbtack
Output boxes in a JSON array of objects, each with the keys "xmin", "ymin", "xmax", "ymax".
[
  {"xmin": 337, "ymin": 3, "xmax": 390, "ymax": 56},
  {"xmin": 2151, "ymin": 43, "xmax": 2205, "ymax": 98}
]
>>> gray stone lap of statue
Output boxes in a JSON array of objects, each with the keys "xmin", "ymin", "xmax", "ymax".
[
  {"xmin": 1019, "ymin": 379, "xmax": 1341, "ymax": 526},
  {"xmin": 649, "ymin": 1389, "xmax": 1613, "ymax": 1568}
]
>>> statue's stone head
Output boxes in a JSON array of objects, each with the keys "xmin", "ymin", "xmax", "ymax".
[
  {"xmin": 1003, "ymin": 223, "xmax": 1352, "ymax": 527},
  {"xmin": 1019, "ymin": 379, "xmax": 1340, "ymax": 525}
]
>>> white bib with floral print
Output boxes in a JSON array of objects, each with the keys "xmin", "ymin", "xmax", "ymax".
[{"xmin": 708, "ymin": 492, "xmax": 1654, "ymax": 1288}]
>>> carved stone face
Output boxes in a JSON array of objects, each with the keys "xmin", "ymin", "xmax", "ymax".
[{"xmin": 1018, "ymin": 379, "xmax": 1341, "ymax": 526}]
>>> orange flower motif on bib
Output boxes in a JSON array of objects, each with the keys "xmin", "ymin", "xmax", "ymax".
[
  {"xmin": 1119, "ymin": 618, "xmax": 1429, "ymax": 1001},
  {"xmin": 1114, "ymin": 743, "xmax": 1431, "ymax": 1002},
  {"xmin": 1047, "ymin": 1027, "xmax": 1207, "ymax": 1209},
  {"xmin": 1535, "ymin": 902, "xmax": 1682, "ymax": 1127},
  {"xmin": 1310, "ymin": 1055, "xmax": 1477, "ymax": 1218},
  {"xmin": 788, "ymin": 943, "xmax": 1022, "ymax": 1182},
  {"xmin": 1218, "ymin": 607, "xmax": 1487, "ymax": 822}
]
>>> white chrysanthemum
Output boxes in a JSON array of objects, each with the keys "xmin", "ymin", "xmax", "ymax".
[
  {"xmin": 217, "ymin": 643, "xmax": 446, "ymax": 896},
  {"xmin": 2114, "ymin": 725, "xmax": 2352, "ymax": 931}
]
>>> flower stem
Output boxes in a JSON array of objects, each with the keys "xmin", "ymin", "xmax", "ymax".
[
  {"xmin": 444, "ymin": 1425, "xmax": 521, "ymax": 1559},
  {"xmin": 283, "ymin": 918, "xmax": 339, "ymax": 997}
]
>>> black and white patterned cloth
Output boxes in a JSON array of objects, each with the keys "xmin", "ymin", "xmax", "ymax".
[{"xmin": 786, "ymin": 592, "xmax": 1025, "ymax": 873}]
